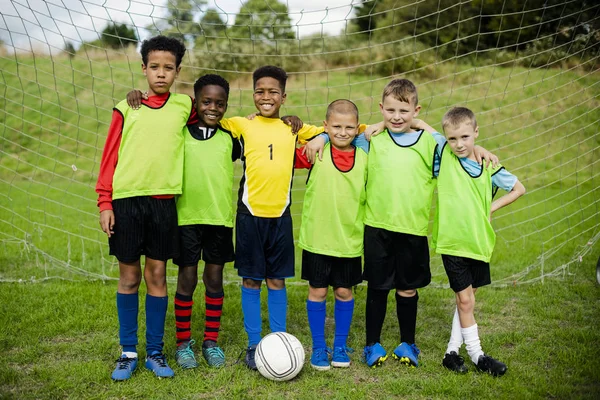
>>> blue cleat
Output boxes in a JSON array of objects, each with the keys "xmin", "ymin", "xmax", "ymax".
[
  {"xmin": 175, "ymin": 339, "xmax": 198, "ymax": 369},
  {"xmin": 332, "ymin": 346, "xmax": 354, "ymax": 368},
  {"xmin": 363, "ymin": 343, "xmax": 388, "ymax": 368},
  {"xmin": 392, "ymin": 342, "xmax": 420, "ymax": 367},
  {"xmin": 202, "ymin": 341, "xmax": 226, "ymax": 368},
  {"xmin": 145, "ymin": 352, "xmax": 175, "ymax": 378},
  {"xmin": 111, "ymin": 355, "xmax": 138, "ymax": 381},
  {"xmin": 310, "ymin": 347, "xmax": 331, "ymax": 371}
]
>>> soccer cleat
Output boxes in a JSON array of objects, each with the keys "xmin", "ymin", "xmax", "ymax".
[
  {"xmin": 363, "ymin": 343, "xmax": 388, "ymax": 368},
  {"xmin": 244, "ymin": 345, "xmax": 258, "ymax": 370},
  {"xmin": 392, "ymin": 342, "xmax": 420, "ymax": 367},
  {"xmin": 175, "ymin": 339, "xmax": 198, "ymax": 369},
  {"xmin": 202, "ymin": 341, "xmax": 225, "ymax": 368},
  {"xmin": 111, "ymin": 355, "xmax": 138, "ymax": 381},
  {"xmin": 476, "ymin": 354, "xmax": 507, "ymax": 377},
  {"xmin": 442, "ymin": 351, "xmax": 468, "ymax": 374},
  {"xmin": 331, "ymin": 346, "xmax": 354, "ymax": 368},
  {"xmin": 145, "ymin": 352, "xmax": 175, "ymax": 378},
  {"xmin": 310, "ymin": 347, "xmax": 331, "ymax": 371}
]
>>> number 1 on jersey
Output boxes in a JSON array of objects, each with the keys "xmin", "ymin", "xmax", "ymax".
[{"xmin": 268, "ymin": 143, "xmax": 273, "ymax": 160}]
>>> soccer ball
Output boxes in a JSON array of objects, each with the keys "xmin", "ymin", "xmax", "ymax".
[{"xmin": 255, "ymin": 332, "xmax": 305, "ymax": 381}]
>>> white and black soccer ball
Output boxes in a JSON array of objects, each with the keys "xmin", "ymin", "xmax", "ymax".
[{"xmin": 255, "ymin": 332, "xmax": 305, "ymax": 381}]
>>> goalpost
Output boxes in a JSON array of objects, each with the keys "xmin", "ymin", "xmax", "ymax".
[{"xmin": 0, "ymin": 0, "xmax": 598, "ymax": 285}]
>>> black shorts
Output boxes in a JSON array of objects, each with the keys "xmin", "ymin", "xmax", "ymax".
[
  {"xmin": 301, "ymin": 250, "xmax": 363, "ymax": 289},
  {"xmin": 234, "ymin": 213, "xmax": 295, "ymax": 280},
  {"xmin": 173, "ymin": 224, "xmax": 234, "ymax": 267},
  {"xmin": 442, "ymin": 255, "xmax": 491, "ymax": 292},
  {"xmin": 363, "ymin": 225, "xmax": 431, "ymax": 291},
  {"xmin": 109, "ymin": 196, "xmax": 179, "ymax": 263}
]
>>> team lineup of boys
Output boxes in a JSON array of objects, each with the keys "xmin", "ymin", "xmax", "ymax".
[{"xmin": 97, "ymin": 35, "xmax": 526, "ymax": 381}]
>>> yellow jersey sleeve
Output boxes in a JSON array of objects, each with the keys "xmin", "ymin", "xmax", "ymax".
[
  {"xmin": 219, "ymin": 116, "xmax": 248, "ymax": 139},
  {"xmin": 297, "ymin": 123, "xmax": 325, "ymax": 144}
]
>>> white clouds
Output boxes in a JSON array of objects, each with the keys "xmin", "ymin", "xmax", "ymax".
[{"xmin": 0, "ymin": 0, "xmax": 357, "ymax": 54}]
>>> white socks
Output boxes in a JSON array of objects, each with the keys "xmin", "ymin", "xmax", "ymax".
[
  {"xmin": 446, "ymin": 307, "xmax": 463, "ymax": 354},
  {"xmin": 462, "ymin": 324, "xmax": 484, "ymax": 364},
  {"xmin": 122, "ymin": 351, "xmax": 138, "ymax": 359}
]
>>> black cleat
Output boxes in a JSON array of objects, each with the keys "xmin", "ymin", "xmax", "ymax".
[
  {"xmin": 442, "ymin": 351, "xmax": 468, "ymax": 374},
  {"xmin": 245, "ymin": 345, "xmax": 258, "ymax": 370},
  {"xmin": 476, "ymin": 354, "xmax": 507, "ymax": 377}
]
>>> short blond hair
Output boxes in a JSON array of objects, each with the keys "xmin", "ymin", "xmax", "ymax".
[
  {"xmin": 442, "ymin": 106, "xmax": 478, "ymax": 132},
  {"xmin": 326, "ymin": 99, "xmax": 359, "ymax": 121},
  {"xmin": 382, "ymin": 78, "xmax": 418, "ymax": 105}
]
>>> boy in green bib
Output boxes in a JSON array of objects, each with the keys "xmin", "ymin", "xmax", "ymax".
[
  {"xmin": 296, "ymin": 100, "xmax": 368, "ymax": 370},
  {"xmin": 304, "ymin": 79, "xmax": 497, "ymax": 369},
  {"xmin": 96, "ymin": 35, "xmax": 193, "ymax": 381},
  {"xmin": 170, "ymin": 74, "xmax": 241, "ymax": 369},
  {"xmin": 360, "ymin": 80, "xmax": 498, "ymax": 369},
  {"xmin": 431, "ymin": 107, "xmax": 525, "ymax": 376}
]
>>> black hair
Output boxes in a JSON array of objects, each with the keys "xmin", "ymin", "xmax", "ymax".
[
  {"xmin": 140, "ymin": 35, "xmax": 186, "ymax": 67},
  {"xmin": 253, "ymin": 65, "xmax": 287, "ymax": 92},
  {"xmin": 193, "ymin": 74, "xmax": 230, "ymax": 98}
]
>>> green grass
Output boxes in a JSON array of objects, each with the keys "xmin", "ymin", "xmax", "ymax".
[
  {"xmin": 0, "ymin": 54, "xmax": 599, "ymax": 398},
  {"xmin": 0, "ymin": 256, "xmax": 599, "ymax": 399}
]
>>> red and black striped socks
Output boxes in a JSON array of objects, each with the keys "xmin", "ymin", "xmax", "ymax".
[
  {"xmin": 174, "ymin": 292, "xmax": 193, "ymax": 346},
  {"xmin": 204, "ymin": 291, "xmax": 224, "ymax": 344},
  {"xmin": 174, "ymin": 290, "xmax": 224, "ymax": 346}
]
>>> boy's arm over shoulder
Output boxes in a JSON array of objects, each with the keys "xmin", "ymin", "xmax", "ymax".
[
  {"xmin": 296, "ymin": 123, "xmax": 325, "ymax": 144},
  {"xmin": 186, "ymin": 96, "xmax": 198, "ymax": 125},
  {"xmin": 96, "ymin": 109, "xmax": 124, "ymax": 212},
  {"xmin": 490, "ymin": 168, "xmax": 526, "ymax": 214}
]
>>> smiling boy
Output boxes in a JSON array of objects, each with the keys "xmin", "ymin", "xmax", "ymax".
[
  {"xmin": 433, "ymin": 107, "xmax": 525, "ymax": 376},
  {"xmin": 217, "ymin": 66, "xmax": 324, "ymax": 369},
  {"xmin": 296, "ymin": 100, "xmax": 368, "ymax": 370},
  {"xmin": 171, "ymin": 74, "xmax": 241, "ymax": 369}
]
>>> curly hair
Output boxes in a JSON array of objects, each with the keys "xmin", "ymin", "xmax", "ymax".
[
  {"xmin": 140, "ymin": 35, "xmax": 186, "ymax": 67},
  {"xmin": 253, "ymin": 65, "xmax": 287, "ymax": 92},
  {"xmin": 193, "ymin": 74, "xmax": 230, "ymax": 98}
]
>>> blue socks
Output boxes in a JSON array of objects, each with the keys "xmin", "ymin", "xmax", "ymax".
[
  {"xmin": 267, "ymin": 287, "xmax": 287, "ymax": 333},
  {"xmin": 145, "ymin": 294, "xmax": 168, "ymax": 355},
  {"xmin": 307, "ymin": 298, "xmax": 355, "ymax": 349},
  {"xmin": 117, "ymin": 292, "xmax": 138, "ymax": 353},
  {"xmin": 307, "ymin": 300, "xmax": 327, "ymax": 350},
  {"xmin": 334, "ymin": 298, "xmax": 354, "ymax": 349},
  {"xmin": 241, "ymin": 286, "xmax": 262, "ymax": 347}
]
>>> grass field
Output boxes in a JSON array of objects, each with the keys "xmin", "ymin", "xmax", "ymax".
[
  {"xmin": 0, "ymin": 53, "xmax": 599, "ymax": 398},
  {"xmin": 0, "ymin": 259, "xmax": 599, "ymax": 399}
]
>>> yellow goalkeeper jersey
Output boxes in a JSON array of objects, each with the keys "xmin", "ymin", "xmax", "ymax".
[{"xmin": 220, "ymin": 115, "xmax": 323, "ymax": 218}]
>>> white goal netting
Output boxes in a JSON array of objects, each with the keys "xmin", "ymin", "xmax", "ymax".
[{"xmin": 0, "ymin": 0, "xmax": 598, "ymax": 285}]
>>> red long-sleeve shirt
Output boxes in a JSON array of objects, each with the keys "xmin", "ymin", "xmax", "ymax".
[
  {"xmin": 294, "ymin": 145, "xmax": 355, "ymax": 172},
  {"xmin": 95, "ymin": 93, "xmax": 197, "ymax": 212}
]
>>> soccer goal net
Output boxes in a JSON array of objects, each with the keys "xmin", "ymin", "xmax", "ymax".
[{"xmin": 0, "ymin": 0, "xmax": 598, "ymax": 285}]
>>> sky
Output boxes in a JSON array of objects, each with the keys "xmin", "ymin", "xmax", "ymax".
[{"xmin": 0, "ymin": 0, "xmax": 361, "ymax": 54}]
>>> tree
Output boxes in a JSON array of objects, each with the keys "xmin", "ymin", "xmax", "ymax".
[
  {"xmin": 230, "ymin": 0, "xmax": 295, "ymax": 41},
  {"xmin": 64, "ymin": 41, "xmax": 76, "ymax": 58},
  {"xmin": 165, "ymin": 0, "xmax": 205, "ymax": 42},
  {"xmin": 352, "ymin": 0, "xmax": 380, "ymax": 35},
  {"xmin": 350, "ymin": 0, "xmax": 599, "ymax": 58},
  {"xmin": 199, "ymin": 8, "xmax": 227, "ymax": 38},
  {"xmin": 101, "ymin": 23, "xmax": 138, "ymax": 49}
]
